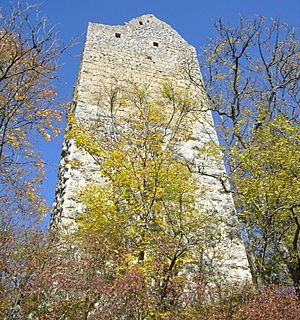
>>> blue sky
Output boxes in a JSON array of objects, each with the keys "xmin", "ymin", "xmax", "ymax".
[{"xmin": 2, "ymin": 0, "xmax": 300, "ymax": 220}]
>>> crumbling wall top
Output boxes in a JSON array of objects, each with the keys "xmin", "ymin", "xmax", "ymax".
[{"xmin": 86, "ymin": 14, "xmax": 196, "ymax": 59}]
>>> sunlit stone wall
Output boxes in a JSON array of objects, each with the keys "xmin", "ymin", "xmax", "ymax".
[{"xmin": 52, "ymin": 14, "xmax": 251, "ymax": 283}]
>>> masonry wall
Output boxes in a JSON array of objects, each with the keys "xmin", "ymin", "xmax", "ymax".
[{"xmin": 52, "ymin": 14, "xmax": 251, "ymax": 283}]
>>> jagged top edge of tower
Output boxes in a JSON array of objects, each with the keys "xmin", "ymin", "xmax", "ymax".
[{"xmin": 87, "ymin": 14, "xmax": 194, "ymax": 50}]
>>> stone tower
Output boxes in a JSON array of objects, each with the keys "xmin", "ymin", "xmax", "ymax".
[{"xmin": 52, "ymin": 14, "xmax": 251, "ymax": 283}]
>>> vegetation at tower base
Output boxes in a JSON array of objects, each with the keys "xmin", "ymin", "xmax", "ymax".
[
  {"xmin": 68, "ymin": 83, "xmax": 218, "ymax": 316},
  {"xmin": 197, "ymin": 16, "xmax": 300, "ymax": 293}
]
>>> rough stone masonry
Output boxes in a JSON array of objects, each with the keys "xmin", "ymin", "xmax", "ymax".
[{"xmin": 51, "ymin": 14, "xmax": 251, "ymax": 283}]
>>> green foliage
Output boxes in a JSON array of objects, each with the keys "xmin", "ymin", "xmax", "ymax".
[
  {"xmin": 69, "ymin": 83, "xmax": 214, "ymax": 315},
  {"xmin": 201, "ymin": 16, "xmax": 300, "ymax": 291},
  {"xmin": 232, "ymin": 116, "xmax": 300, "ymax": 285}
]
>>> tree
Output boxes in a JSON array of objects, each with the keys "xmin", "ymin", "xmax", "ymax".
[
  {"xmin": 231, "ymin": 117, "xmax": 300, "ymax": 291},
  {"xmin": 68, "ymin": 83, "xmax": 215, "ymax": 317},
  {"xmin": 0, "ymin": 0, "xmax": 72, "ymax": 217},
  {"xmin": 0, "ymin": 1, "xmax": 73, "ymax": 318},
  {"xmin": 196, "ymin": 16, "xmax": 300, "ymax": 291}
]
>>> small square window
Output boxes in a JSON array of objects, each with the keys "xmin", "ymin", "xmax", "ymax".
[
  {"xmin": 153, "ymin": 42, "xmax": 159, "ymax": 47},
  {"xmin": 139, "ymin": 21, "xmax": 143, "ymax": 25},
  {"xmin": 115, "ymin": 33, "xmax": 121, "ymax": 38}
]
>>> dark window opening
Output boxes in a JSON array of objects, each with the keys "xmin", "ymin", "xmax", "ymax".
[
  {"xmin": 139, "ymin": 21, "xmax": 143, "ymax": 25},
  {"xmin": 153, "ymin": 42, "xmax": 159, "ymax": 47},
  {"xmin": 115, "ymin": 33, "xmax": 121, "ymax": 38}
]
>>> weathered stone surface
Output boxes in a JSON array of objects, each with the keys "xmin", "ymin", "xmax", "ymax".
[{"xmin": 52, "ymin": 14, "xmax": 251, "ymax": 282}]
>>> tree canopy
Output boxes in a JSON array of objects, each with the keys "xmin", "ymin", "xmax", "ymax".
[
  {"xmin": 68, "ymin": 83, "xmax": 215, "ymax": 317},
  {"xmin": 198, "ymin": 16, "xmax": 300, "ymax": 293}
]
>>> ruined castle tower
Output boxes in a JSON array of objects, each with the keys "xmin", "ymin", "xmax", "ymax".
[{"xmin": 52, "ymin": 15, "xmax": 251, "ymax": 282}]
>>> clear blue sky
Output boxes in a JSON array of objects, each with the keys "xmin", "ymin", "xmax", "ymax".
[{"xmin": 2, "ymin": 0, "xmax": 300, "ymax": 221}]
